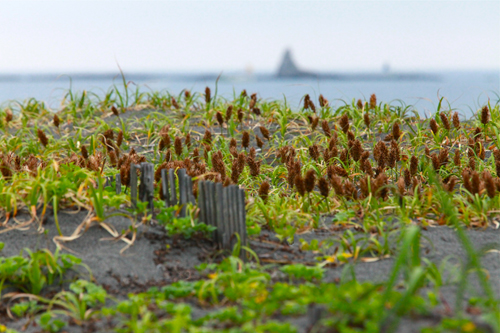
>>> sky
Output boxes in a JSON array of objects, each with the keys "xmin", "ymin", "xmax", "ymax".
[{"xmin": 0, "ymin": 1, "xmax": 499, "ymax": 73}]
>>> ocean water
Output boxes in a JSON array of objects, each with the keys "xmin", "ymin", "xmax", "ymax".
[{"xmin": 0, "ymin": 70, "xmax": 498, "ymax": 118}]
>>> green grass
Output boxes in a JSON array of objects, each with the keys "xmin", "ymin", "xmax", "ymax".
[{"xmin": 0, "ymin": 81, "xmax": 499, "ymax": 332}]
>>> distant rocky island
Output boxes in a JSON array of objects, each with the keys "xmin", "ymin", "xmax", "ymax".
[{"xmin": 276, "ymin": 49, "xmax": 438, "ymax": 81}]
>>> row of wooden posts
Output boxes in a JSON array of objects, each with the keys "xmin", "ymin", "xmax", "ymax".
[{"xmin": 100, "ymin": 162, "xmax": 248, "ymax": 253}]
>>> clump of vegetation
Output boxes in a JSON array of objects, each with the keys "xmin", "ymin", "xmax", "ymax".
[{"xmin": 0, "ymin": 80, "xmax": 498, "ymax": 332}]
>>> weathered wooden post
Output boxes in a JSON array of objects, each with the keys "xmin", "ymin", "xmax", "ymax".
[
  {"xmin": 178, "ymin": 168, "xmax": 187, "ymax": 217},
  {"xmin": 139, "ymin": 162, "xmax": 155, "ymax": 218},
  {"xmin": 130, "ymin": 164, "xmax": 139, "ymax": 209},
  {"xmin": 168, "ymin": 169, "xmax": 177, "ymax": 207},
  {"xmin": 115, "ymin": 174, "xmax": 121, "ymax": 194},
  {"xmin": 161, "ymin": 169, "xmax": 170, "ymax": 206}
]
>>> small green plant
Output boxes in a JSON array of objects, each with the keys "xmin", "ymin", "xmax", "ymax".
[
  {"xmin": 37, "ymin": 312, "xmax": 66, "ymax": 333},
  {"xmin": 0, "ymin": 248, "xmax": 86, "ymax": 295},
  {"xmin": 155, "ymin": 201, "xmax": 215, "ymax": 239},
  {"xmin": 280, "ymin": 264, "xmax": 324, "ymax": 282}
]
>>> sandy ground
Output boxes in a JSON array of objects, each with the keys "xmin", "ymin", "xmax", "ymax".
[{"xmin": 0, "ymin": 207, "xmax": 499, "ymax": 332}]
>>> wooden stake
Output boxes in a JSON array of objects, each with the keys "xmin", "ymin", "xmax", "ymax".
[
  {"xmin": 168, "ymin": 169, "xmax": 177, "ymax": 206},
  {"xmin": 130, "ymin": 164, "xmax": 138, "ymax": 209},
  {"xmin": 115, "ymin": 174, "xmax": 121, "ymax": 194}
]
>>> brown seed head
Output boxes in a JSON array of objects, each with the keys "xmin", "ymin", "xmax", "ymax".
[
  {"xmin": 483, "ymin": 171, "xmax": 496, "ymax": 198},
  {"xmin": 388, "ymin": 146, "xmax": 397, "ymax": 168},
  {"xmin": 339, "ymin": 114, "xmax": 349, "ymax": 133},
  {"xmin": 330, "ymin": 175, "xmax": 344, "ymax": 196},
  {"xmin": 328, "ymin": 136, "xmax": 337, "ymax": 151},
  {"xmin": 471, "ymin": 170, "xmax": 481, "ymax": 195},
  {"xmin": 249, "ymin": 147, "xmax": 256, "ymax": 159},
  {"xmin": 171, "ymin": 97, "xmax": 180, "ymax": 109},
  {"xmin": 492, "ymin": 148, "xmax": 500, "ymax": 163},
  {"xmin": 462, "ymin": 169, "xmax": 472, "ymax": 193},
  {"xmin": 357, "ymin": 99, "xmax": 364, "ymax": 110},
  {"xmin": 453, "ymin": 149, "xmax": 461, "ymax": 167},
  {"xmin": 392, "ymin": 122, "xmax": 401, "ymax": 140},
  {"xmin": 438, "ymin": 148, "xmax": 449, "ymax": 166},
  {"xmin": 440, "ymin": 112, "xmax": 451, "ymax": 130},
  {"xmin": 242, "ymin": 131, "xmax": 250, "ymax": 149},
  {"xmin": 363, "ymin": 113, "xmax": 370, "ymax": 129},
  {"xmin": 431, "ymin": 153, "xmax": 440, "ymax": 170},
  {"xmin": 192, "ymin": 147, "xmax": 199, "ymax": 163},
  {"xmin": 369, "ymin": 94, "xmax": 377, "ymax": 109},
  {"xmin": 185, "ymin": 132, "xmax": 191, "ymax": 149},
  {"xmin": 339, "ymin": 149, "xmax": 349, "ymax": 166},
  {"xmin": 309, "ymin": 100, "xmax": 316, "ymax": 113},
  {"xmin": 430, "ymin": 118, "xmax": 439, "ymax": 135},
  {"xmin": 108, "ymin": 150, "xmax": 117, "ymax": 167},
  {"xmin": 103, "ymin": 129, "xmax": 114, "ymax": 140},
  {"xmin": 347, "ymin": 130, "xmax": 355, "ymax": 141},
  {"xmin": 111, "ymin": 106, "xmax": 119, "ymax": 117},
  {"xmin": 374, "ymin": 141, "xmax": 387, "ymax": 167},
  {"xmin": 321, "ymin": 120, "xmax": 331, "ymax": 138},
  {"xmin": 351, "ymin": 139, "xmax": 363, "ymax": 162},
  {"xmin": 318, "ymin": 177, "xmax": 329, "ymax": 197},
  {"xmin": 303, "ymin": 94, "xmax": 310, "ymax": 109},
  {"xmin": 211, "ymin": 151, "xmax": 226, "ymax": 181},
  {"xmin": 246, "ymin": 156, "xmax": 261, "ymax": 177},
  {"xmin": 81, "ymin": 145, "xmax": 88, "ymax": 159},
  {"xmin": 53, "ymin": 114, "xmax": 60, "ymax": 128},
  {"xmin": 174, "ymin": 136, "xmax": 183, "ymax": 156},
  {"xmin": 252, "ymin": 108, "xmax": 261, "ymax": 116},
  {"xmin": 295, "ymin": 174, "xmax": 306, "ymax": 196},
  {"xmin": 473, "ymin": 127, "xmax": 481, "ymax": 140},
  {"xmin": 404, "ymin": 168, "xmax": 411, "ymax": 187},
  {"xmin": 323, "ymin": 148, "xmax": 331, "ymax": 165},
  {"xmin": 37, "ymin": 129, "xmax": 48, "ymax": 147},
  {"xmin": 425, "ymin": 146, "xmax": 431, "ymax": 157},
  {"xmin": 230, "ymin": 138, "xmax": 237, "ymax": 149},
  {"xmin": 363, "ymin": 159, "xmax": 374, "ymax": 177},
  {"xmin": 256, "ymin": 135, "xmax": 264, "ymax": 148},
  {"xmin": 397, "ymin": 177, "xmax": 405, "ymax": 196},
  {"xmin": 259, "ymin": 181, "xmax": 270, "ymax": 202},
  {"xmin": 237, "ymin": 108, "xmax": 244, "ymax": 123},
  {"xmin": 444, "ymin": 176, "xmax": 458, "ymax": 193},
  {"xmin": 319, "ymin": 94, "xmax": 328, "ymax": 108},
  {"xmin": 231, "ymin": 159, "xmax": 241, "ymax": 183},
  {"xmin": 452, "ymin": 112, "xmax": 461, "ymax": 129},
  {"xmin": 308, "ymin": 144, "xmax": 320, "ymax": 161},
  {"xmin": 468, "ymin": 156, "xmax": 476, "ymax": 170},
  {"xmin": 216, "ymin": 111, "xmax": 224, "ymax": 126},
  {"xmin": 481, "ymin": 106, "xmax": 490, "ymax": 125},
  {"xmin": 120, "ymin": 164, "xmax": 130, "ymax": 187},
  {"xmin": 5, "ymin": 109, "xmax": 13, "ymax": 123},
  {"xmin": 311, "ymin": 116, "xmax": 319, "ymax": 131},
  {"xmin": 410, "ymin": 155, "xmax": 418, "ymax": 175},
  {"xmin": 226, "ymin": 105, "xmax": 233, "ymax": 122},
  {"xmin": 203, "ymin": 130, "xmax": 212, "ymax": 144},
  {"xmin": 305, "ymin": 169, "xmax": 316, "ymax": 193},
  {"xmin": 205, "ymin": 87, "xmax": 211, "ymax": 104},
  {"xmin": 259, "ymin": 126, "xmax": 270, "ymax": 140},
  {"xmin": 184, "ymin": 90, "xmax": 191, "ymax": 99},
  {"xmin": 116, "ymin": 131, "xmax": 123, "ymax": 147}
]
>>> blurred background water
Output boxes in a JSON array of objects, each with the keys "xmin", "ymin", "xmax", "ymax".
[{"xmin": 0, "ymin": 70, "xmax": 498, "ymax": 118}]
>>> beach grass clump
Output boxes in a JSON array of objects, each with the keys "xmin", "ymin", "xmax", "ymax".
[{"xmin": 0, "ymin": 82, "xmax": 498, "ymax": 332}]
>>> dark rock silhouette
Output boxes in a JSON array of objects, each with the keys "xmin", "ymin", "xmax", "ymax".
[
  {"xmin": 276, "ymin": 49, "xmax": 438, "ymax": 81},
  {"xmin": 277, "ymin": 49, "xmax": 315, "ymax": 78}
]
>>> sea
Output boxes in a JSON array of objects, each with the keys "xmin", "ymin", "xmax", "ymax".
[{"xmin": 0, "ymin": 70, "xmax": 498, "ymax": 119}]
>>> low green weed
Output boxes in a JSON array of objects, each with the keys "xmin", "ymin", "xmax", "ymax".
[{"xmin": 0, "ymin": 248, "xmax": 85, "ymax": 296}]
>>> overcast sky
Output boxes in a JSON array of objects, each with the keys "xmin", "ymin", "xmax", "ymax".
[{"xmin": 0, "ymin": 1, "xmax": 499, "ymax": 73}]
